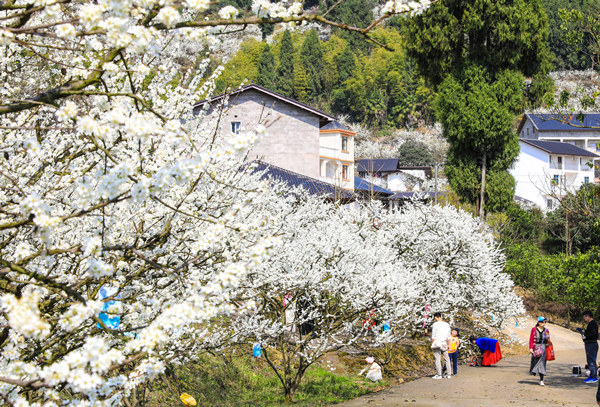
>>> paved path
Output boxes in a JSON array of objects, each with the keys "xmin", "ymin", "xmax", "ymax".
[{"xmin": 340, "ymin": 321, "xmax": 600, "ymax": 407}]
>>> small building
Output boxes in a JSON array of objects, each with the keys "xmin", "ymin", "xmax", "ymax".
[
  {"xmin": 510, "ymin": 139, "xmax": 599, "ymax": 211},
  {"xmin": 356, "ymin": 159, "xmax": 432, "ymax": 192},
  {"xmin": 194, "ymin": 84, "xmax": 355, "ymax": 190}
]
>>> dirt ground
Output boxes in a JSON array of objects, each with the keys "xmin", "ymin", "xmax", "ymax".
[{"xmin": 339, "ymin": 319, "xmax": 600, "ymax": 406}]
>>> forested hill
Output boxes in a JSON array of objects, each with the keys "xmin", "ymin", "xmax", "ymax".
[{"xmin": 202, "ymin": 0, "xmax": 598, "ymax": 130}]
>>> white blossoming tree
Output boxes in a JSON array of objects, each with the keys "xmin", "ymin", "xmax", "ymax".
[
  {"xmin": 226, "ymin": 195, "xmax": 524, "ymax": 402},
  {"xmin": 0, "ymin": 0, "xmax": 436, "ymax": 406}
]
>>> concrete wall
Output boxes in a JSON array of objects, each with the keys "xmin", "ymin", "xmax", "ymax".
[
  {"xmin": 204, "ymin": 89, "xmax": 321, "ymax": 178},
  {"xmin": 520, "ymin": 120, "xmax": 539, "ymax": 139}
]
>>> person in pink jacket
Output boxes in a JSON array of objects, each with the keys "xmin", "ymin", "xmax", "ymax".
[{"xmin": 529, "ymin": 316, "xmax": 550, "ymax": 386}]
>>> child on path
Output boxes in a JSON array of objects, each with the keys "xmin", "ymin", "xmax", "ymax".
[{"xmin": 448, "ymin": 328, "xmax": 460, "ymax": 375}]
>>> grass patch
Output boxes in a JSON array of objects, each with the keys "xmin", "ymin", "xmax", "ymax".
[{"xmin": 146, "ymin": 351, "xmax": 385, "ymax": 406}]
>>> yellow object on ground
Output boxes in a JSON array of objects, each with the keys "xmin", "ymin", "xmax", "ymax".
[{"xmin": 180, "ymin": 393, "xmax": 197, "ymax": 406}]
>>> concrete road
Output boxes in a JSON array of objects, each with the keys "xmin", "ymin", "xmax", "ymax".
[{"xmin": 339, "ymin": 321, "xmax": 600, "ymax": 407}]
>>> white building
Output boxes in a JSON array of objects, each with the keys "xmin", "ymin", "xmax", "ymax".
[
  {"xmin": 319, "ymin": 121, "xmax": 355, "ymax": 190},
  {"xmin": 510, "ymin": 139, "xmax": 599, "ymax": 211},
  {"xmin": 356, "ymin": 159, "xmax": 432, "ymax": 192},
  {"xmin": 518, "ymin": 113, "xmax": 600, "ymax": 181}
]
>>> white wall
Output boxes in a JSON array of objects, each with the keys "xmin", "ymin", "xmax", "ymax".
[{"xmin": 511, "ymin": 141, "xmax": 595, "ymax": 211}]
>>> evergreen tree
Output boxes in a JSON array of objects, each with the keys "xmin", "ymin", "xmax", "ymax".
[
  {"xmin": 256, "ymin": 43, "xmax": 276, "ymax": 89},
  {"xmin": 293, "ymin": 60, "xmax": 310, "ymax": 102},
  {"xmin": 405, "ymin": 0, "xmax": 551, "ymax": 216},
  {"xmin": 300, "ymin": 30, "xmax": 325, "ymax": 99},
  {"xmin": 397, "ymin": 140, "xmax": 433, "ymax": 166},
  {"xmin": 276, "ymin": 30, "xmax": 295, "ymax": 97},
  {"xmin": 545, "ymin": 0, "xmax": 592, "ymax": 70},
  {"xmin": 405, "ymin": 0, "xmax": 551, "ymax": 87},
  {"xmin": 336, "ymin": 44, "xmax": 356, "ymax": 84},
  {"xmin": 322, "ymin": 0, "xmax": 374, "ymax": 51},
  {"xmin": 435, "ymin": 66, "xmax": 523, "ymax": 215}
]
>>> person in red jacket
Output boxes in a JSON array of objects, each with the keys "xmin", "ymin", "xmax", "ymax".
[{"xmin": 529, "ymin": 316, "xmax": 550, "ymax": 386}]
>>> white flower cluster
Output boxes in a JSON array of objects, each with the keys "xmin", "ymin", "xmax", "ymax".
[
  {"xmin": 0, "ymin": 0, "xmax": 436, "ymax": 404},
  {"xmin": 252, "ymin": 0, "xmax": 303, "ymax": 18},
  {"xmin": 381, "ymin": 0, "xmax": 432, "ymax": 15},
  {"xmin": 1, "ymin": 290, "xmax": 51, "ymax": 340},
  {"xmin": 56, "ymin": 101, "xmax": 78, "ymax": 122},
  {"xmin": 59, "ymin": 301, "xmax": 102, "ymax": 332}
]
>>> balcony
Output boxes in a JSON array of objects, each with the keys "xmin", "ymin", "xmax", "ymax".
[{"xmin": 320, "ymin": 146, "xmax": 340, "ymax": 160}]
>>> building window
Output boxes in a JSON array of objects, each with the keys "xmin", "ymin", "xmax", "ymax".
[
  {"xmin": 546, "ymin": 199, "xmax": 553, "ymax": 210},
  {"xmin": 342, "ymin": 164, "xmax": 349, "ymax": 180},
  {"xmin": 341, "ymin": 136, "xmax": 349, "ymax": 152},
  {"xmin": 557, "ymin": 156, "xmax": 563, "ymax": 169},
  {"xmin": 527, "ymin": 128, "xmax": 529, "ymax": 136},
  {"xmin": 585, "ymin": 176, "xmax": 590, "ymax": 183},
  {"xmin": 231, "ymin": 121, "xmax": 241, "ymax": 134},
  {"xmin": 553, "ymin": 174, "xmax": 559, "ymax": 185},
  {"xmin": 549, "ymin": 156, "xmax": 552, "ymax": 165}
]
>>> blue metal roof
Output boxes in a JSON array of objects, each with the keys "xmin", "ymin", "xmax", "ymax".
[
  {"xmin": 354, "ymin": 177, "xmax": 393, "ymax": 195},
  {"xmin": 526, "ymin": 113, "xmax": 600, "ymax": 132},
  {"xmin": 520, "ymin": 139, "xmax": 600, "ymax": 157},
  {"xmin": 357, "ymin": 159, "xmax": 399, "ymax": 173},
  {"xmin": 320, "ymin": 120, "xmax": 349, "ymax": 131},
  {"xmin": 389, "ymin": 191, "xmax": 446, "ymax": 200},
  {"xmin": 250, "ymin": 161, "xmax": 355, "ymax": 200}
]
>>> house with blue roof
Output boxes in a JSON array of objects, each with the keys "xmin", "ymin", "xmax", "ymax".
[
  {"xmin": 356, "ymin": 159, "xmax": 433, "ymax": 193},
  {"xmin": 510, "ymin": 138, "xmax": 599, "ymax": 210},
  {"xmin": 518, "ymin": 113, "xmax": 600, "ymax": 181},
  {"xmin": 194, "ymin": 84, "xmax": 355, "ymax": 191}
]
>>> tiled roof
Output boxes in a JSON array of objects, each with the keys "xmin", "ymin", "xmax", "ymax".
[
  {"xmin": 250, "ymin": 161, "xmax": 355, "ymax": 200},
  {"xmin": 515, "ymin": 195, "xmax": 534, "ymax": 204},
  {"xmin": 357, "ymin": 159, "xmax": 399, "ymax": 173},
  {"xmin": 354, "ymin": 177, "xmax": 393, "ymax": 195},
  {"xmin": 520, "ymin": 139, "xmax": 600, "ymax": 157},
  {"xmin": 193, "ymin": 84, "xmax": 336, "ymax": 121},
  {"xmin": 320, "ymin": 120, "xmax": 349, "ymax": 131},
  {"xmin": 388, "ymin": 191, "xmax": 446, "ymax": 200},
  {"xmin": 523, "ymin": 113, "xmax": 600, "ymax": 132}
]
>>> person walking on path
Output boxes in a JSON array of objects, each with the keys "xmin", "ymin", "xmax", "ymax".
[
  {"xmin": 581, "ymin": 310, "xmax": 599, "ymax": 384},
  {"xmin": 431, "ymin": 312, "xmax": 452, "ymax": 379},
  {"xmin": 529, "ymin": 316, "xmax": 550, "ymax": 386}
]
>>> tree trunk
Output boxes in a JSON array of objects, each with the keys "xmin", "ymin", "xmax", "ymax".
[
  {"xmin": 434, "ymin": 163, "xmax": 439, "ymax": 204},
  {"xmin": 479, "ymin": 151, "xmax": 487, "ymax": 223},
  {"xmin": 566, "ymin": 213, "xmax": 572, "ymax": 256},
  {"xmin": 284, "ymin": 384, "xmax": 295, "ymax": 403}
]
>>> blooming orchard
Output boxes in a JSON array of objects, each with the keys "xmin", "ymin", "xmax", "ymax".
[
  {"xmin": 227, "ymin": 197, "xmax": 524, "ymax": 401},
  {"xmin": 0, "ymin": 0, "xmax": 522, "ymax": 405}
]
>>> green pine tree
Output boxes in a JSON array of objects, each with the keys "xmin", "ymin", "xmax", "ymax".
[
  {"xmin": 256, "ymin": 43, "xmax": 276, "ymax": 90},
  {"xmin": 276, "ymin": 30, "xmax": 295, "ymax": 97},
  {"xmin": 293, "ymin": 60, "xmax": 310, "ymax": 103},
  {"xmin": 335, "ymin": 44, "xmax": 356, "ymax": 85},
  {"xmin": 300, "ymin": 30, "xmax": 325, "ymax": 100}
]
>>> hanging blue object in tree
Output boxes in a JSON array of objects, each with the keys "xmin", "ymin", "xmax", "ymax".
[
  {"xmin": 253, "ymin": 343, "xmax": 261, "ymax": 357},
  {"xmin": 383, "ymin": 322, "xmax": 391, "ymax": 332},
  {"xmin": 97, "ymin": 286, "xmax": 120, "ymax": 330}
]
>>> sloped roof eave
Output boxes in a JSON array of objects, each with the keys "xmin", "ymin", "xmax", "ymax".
[{"xmin": 193, "ymin": 84, "xmax": 336, "ymax": 121}]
